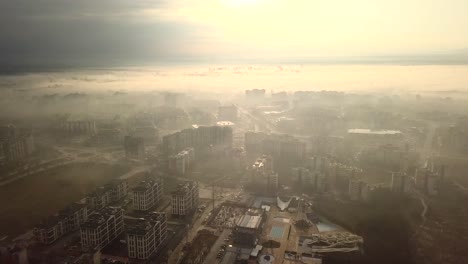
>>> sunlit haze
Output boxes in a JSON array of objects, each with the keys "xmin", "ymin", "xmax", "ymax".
[
  {"xmin": 1, "ymin": 2, "xmax": 468, "ymax": 264},
  {"xmin": 1, "ymin": 0, "xmax": 467, "ymax": 65}
]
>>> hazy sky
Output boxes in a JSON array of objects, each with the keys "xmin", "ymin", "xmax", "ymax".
[{"xmin": 1, "ymin": 0, "xmax": 468, "ymax": 66}]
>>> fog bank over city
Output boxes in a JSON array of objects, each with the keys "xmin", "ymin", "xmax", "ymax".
[{"xmin": 2, "ymin": 0, "xmax": 468, "ymax": 264}]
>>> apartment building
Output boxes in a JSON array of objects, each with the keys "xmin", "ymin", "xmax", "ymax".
[
  {"xmin": 244, "ymin": 132, "xmax": 306, "ymax": 163},
  {"xmin": 80, "ymin": 207, "xmax": 124, "ymax": 251},
  {"xmin": 132, "ymin": 178, "xmax": 163, "ymax": 211},
  {"xmin": 391, "ymin": 172, "xmax": 412, "ymax": 193},
  {"xmin": 34, "ymin": 202, "xmax": 88, "ymax": 244},
  {"xmin": 171, "ymin": 181, "xmax": 199, "ymax": 217},
  {"xmin": 348, "ymin": 180, "xmax": 370, "ymax": 201},
  {"xmin": 168, "ymin": 147, "xmax": 195, "ymax": 176},
  {"xmin": 58, "ymin": 202, "xmax": 88, "ymax": 233},
  {"xmin": 124, "ymin": 135, "xmax": 145, "ymax": 160},
  {"xmin": 0, "ymin": 125, "xmax": 35, "ymax": 163},
  {"xmin": 87, "ymin": 180, "xmax": 128, "ymax": 210},
  {"xmin": 127, "ymin": 212, "xmax": 167, "ymax": 260},
  {"xmin": 33, "ymin": 216, "xmax": 65, "ymax": 245},
  {"xmin": 162, "ymin": 125, "xmax": 233, "ymax": 156}
]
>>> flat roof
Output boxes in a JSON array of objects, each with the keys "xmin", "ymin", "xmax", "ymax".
[
  {"xmin": 347, "ymin": 129, "xmax": 402, "ymax": 135},
  {"xmin": 216, "ymin": 121, "xmax": 235, "ymax": 126},
  {"xmin": 237, "ymin": 214, "xmax": 262, "ymax": 229}
]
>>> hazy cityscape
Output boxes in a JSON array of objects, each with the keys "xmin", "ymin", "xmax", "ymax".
[{"xmin": 1, "ymin": 1, "xmax": 468, "ymax": 264}]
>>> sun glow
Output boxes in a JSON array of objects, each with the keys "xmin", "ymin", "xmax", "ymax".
[{"xmin": 220, "ymin": 0, "xmax": 263, "ymax": 7}]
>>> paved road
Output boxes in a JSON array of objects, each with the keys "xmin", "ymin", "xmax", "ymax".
[
  {"xmin": 168, "ymin": 198, "xmax": 226, "ymax": 264},
  {"xmin": 203, "ymin": 229, "xmax": 231, "ymax": 264}
]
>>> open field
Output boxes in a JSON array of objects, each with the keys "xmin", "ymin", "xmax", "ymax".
[{"xmin": 0, "ymin": 162, "xmax": 129, "ymax": 238}]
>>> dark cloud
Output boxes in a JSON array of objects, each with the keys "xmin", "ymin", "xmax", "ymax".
[
  {"xmin": 0, "ymin": 0, "xmax": 196, "ymax": 69},
  {"xmin": 0, "ymin": 0, "xmax": 168, "ymax": 19}
]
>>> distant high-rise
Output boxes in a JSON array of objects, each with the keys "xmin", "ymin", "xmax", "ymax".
[
  {"xmin": 168, "ymin": 148, "xmax": 195, "ymax": 176},
  {"xmin": 162, "ymin": 125, "xmax": 233, "ymax": 156},
  {"xmin": 245, "ymin": 132, "xmax": 306, "ymax": 162},
  {"xmin": 217, "ymin": 105, "xmax": 238, "ymax": 122},
  {"xmin": 391, "ymin": 172, "xmax": 411, "ymax": 193},
  {"xmin": 0, "ymin": 125, "xmax": 35, "ymax": 163},
  {"xmin": 124, "ymin": 135, "xmax": 145, "ymax": 160}
]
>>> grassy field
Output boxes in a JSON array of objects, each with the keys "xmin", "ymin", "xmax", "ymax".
[{"xmin": 0, "ymin": 162, "xmax": 129, "ymax": 238}]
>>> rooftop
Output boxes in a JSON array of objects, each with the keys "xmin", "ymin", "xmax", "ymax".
[
  {"xmin": 127, "ymin": 213, "xmax": 166, "ymax": 236},
  {"xmin": 172, "ymin": 181, "xmax": 198, "ymax": 196},
  {"xmin": 237, "ymin": 213, "xmax": 262, "ymax": 229},
  {"xmin": 81, "ymin": 207, "xmax": 122, "ymax": 230},
  {"xmin": 216, "ymin": 121, "xmax": 235, "ymax": 126},
  {"xmin": 58, "ymin": 202, "xmax": 87, "ymax": 216},
  {"xmin": 347, "ymin": 129, "xmax": 402, "ymax": 135}
]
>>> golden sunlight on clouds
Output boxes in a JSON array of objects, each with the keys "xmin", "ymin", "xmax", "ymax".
[{"xmin": 142, "ymin": 0, "xmax": 468, "ymax": 57}]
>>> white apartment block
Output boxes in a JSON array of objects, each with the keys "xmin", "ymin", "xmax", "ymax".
[
  {"xmin": 127, "ymin": 212, "xmax": 167, "ymax": 260},
  {"xmin": 172, "ymin": 181, "xmax": 199, "ymax": 217},
  {"xmin": 80, "ymin": 207, "xmax": 124, "ymax": 251},
  {"xmin": 133, "ymin": 178, "xmax": 164, "ymax": 211}
]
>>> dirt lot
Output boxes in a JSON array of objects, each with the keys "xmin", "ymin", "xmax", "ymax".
[{"xmin": 0, "ymin": 162, "xmax": 129, "ymax": 238}]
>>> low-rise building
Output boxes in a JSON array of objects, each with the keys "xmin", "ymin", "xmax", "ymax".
[
  {"xmin": 87, "ymin": 180, "xmax": 128, "ymax": 210},
  {"xmin": 233, "ymin": 209, "xmax": 265, "ymax": 247},
  {"xmin": 80, "ymin": 207, "xmax": 124, "ymax": 251},
  {"xmin": 33, "ymin": 202, "xmax": 88, "ymax": 245},
  {"xmin": 58, "ymin": 202, "xmax": 88, "ymax": 233},
  {"xmin": 127, "ymin": 212, "xmax": 167, "ymax": 260},
  {"xmin": 132, "ymin": 178, "xmax": 164, "ymax": 211},
  {"xmin": 171, "ymin": 181, "xmax": 199, "ymax": 217},
  {"xmin": 33, "ymin": 216, "xmax": 65, "ymax": 245}
]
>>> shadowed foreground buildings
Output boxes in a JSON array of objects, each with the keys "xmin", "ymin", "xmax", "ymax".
[
  {"xmin": 86, "ymin": 180, "xmax": 128, "ymax": 210},
  {"xmin": 80, "ymin": 207, "xmax": 125, "ymax": 251},
  {"xmin": 132, "ymin": 178, "xmax": 164, "ymax": 211},
  {"xmin": 33, "ymin": 202, "xmax": 88, "ymax": 245},
  {"xmin": 127, "ymin": 212, "xmax": 167, "ymax": 260}
]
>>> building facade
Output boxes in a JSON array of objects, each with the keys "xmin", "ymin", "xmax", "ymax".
[
  {"xmin": 80, "ymin": 207, "xmax": 124, "ymax": 251},
  {"xmin": 168, "ymin": 148, "xmax": 195, "ymax": 176},
  {"xmin": 132, "ymin": 178, "xmax": 163, "ymax": 211},
  {"xmin": 34, "ymin": 202, "xmax": 88, "ymax": 244},
  {"xmin": 124, "ymin": 136, "xmax": 145, "ymax": 160},
  {"xmin": 127, "ymin": 212, "xmax": 167, "ymax": 260},
  {"xmin": 171, "ymin": 181, "xmax": 199, "ymax": 217},
  {"xmin": 162, "ymin": 125, "xmax": 233, "ymax": 156},
  {"xmin": 391, "ymin": 172, "xmax": 412, "ymax": 193}
]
